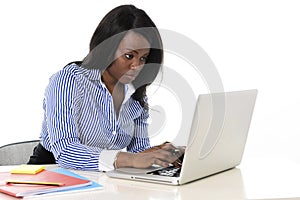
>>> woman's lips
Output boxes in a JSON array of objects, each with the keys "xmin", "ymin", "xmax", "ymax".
[
  {"xmin": 125, "ymin": 73, "xmax": 137, "ymax": 78},
  {"xmin": 123, "ymin": 73, "xmax": 137, "ymax": 81}
]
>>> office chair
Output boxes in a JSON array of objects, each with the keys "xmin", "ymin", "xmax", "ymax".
[{"xmin": 0, "ymin": 140, "xmax": 39, "ymax": 165}]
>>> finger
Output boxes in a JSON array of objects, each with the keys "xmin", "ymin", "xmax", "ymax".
[
  {"xmin": 140, "ymin": 147, "xmax": 158, "ymax": 153},
  {"xmin": 154, "ymin": 149, "xmax": 180, "ymax": 163},
  {"xmin": 160, "ymin": 143, "xmax": 177, "ymax": 152},
  {"xmin": 161, "ymin": 144, "xmax": 185, "ymax": 158},
  {"xmin": 172, "ymin": 159, "xmax": 182, "ymax": 167},
  {"xmin": 160, "ymin": 145, "xmax": 183, "ymax": 159},
  {"xmin": 178, "ymin": 146, "xmax": 186, "ymax": 154},
  {"xmin": 153, "ymin": 158, "xmax": 169, "ymax": 167}
]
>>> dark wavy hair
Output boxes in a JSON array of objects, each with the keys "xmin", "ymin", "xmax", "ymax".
[{"xmin": 79, "ymin": 4, "xmax": 164, "ymax": 108}]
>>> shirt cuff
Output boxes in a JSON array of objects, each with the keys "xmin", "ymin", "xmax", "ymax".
[{"xmin": 98, "ymin": 150, "xmax": 120, "ymax": 172}]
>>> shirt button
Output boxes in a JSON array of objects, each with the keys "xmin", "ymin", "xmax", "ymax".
[{"xmin": 112, "ymin": 131, "xmax": 116, "ymax": 135}]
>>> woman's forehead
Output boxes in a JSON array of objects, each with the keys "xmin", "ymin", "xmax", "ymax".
[{"xmin": 118, "ymin": 31, "xmax": 151, "ymax": 50}]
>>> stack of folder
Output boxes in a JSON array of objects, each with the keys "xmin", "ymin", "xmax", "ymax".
[{"xmin": 0, "ymin": 165, "xmax": 102, "ymax": 198}]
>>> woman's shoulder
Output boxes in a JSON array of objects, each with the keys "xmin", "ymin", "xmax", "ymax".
[
  {"xmin": 46, "ymin": 63, "xmax": 81, "ymax": 88},
  {"xmin": 50, "ymin": 62, "xmax": 84, "ymax": 80},
  {"xmin": 62, "ymin": 62, "xmax": 82, "ymax": 75}
]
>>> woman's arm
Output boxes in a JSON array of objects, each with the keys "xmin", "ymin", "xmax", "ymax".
[
  {"xmin": 117, "ymin": 105, "xmax": 184, "ymax": 168},
  {"xmin": 44, "ymin": 69, "xmax": 109, "ymax": 171}
]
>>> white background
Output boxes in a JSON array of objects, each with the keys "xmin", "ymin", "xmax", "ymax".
[{"xmin": 1, "ymin": 0, "xmax": 299, "ymax": 168}]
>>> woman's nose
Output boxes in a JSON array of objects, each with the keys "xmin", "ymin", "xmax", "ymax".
[{"xmin": 130, "ymin": 59, "xmax": 141, "ymax": 70}]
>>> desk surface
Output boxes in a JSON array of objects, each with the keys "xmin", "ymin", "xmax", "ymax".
[{"xmin": 0, "ymin": 158, "xmax": 299, "ymax": 200}]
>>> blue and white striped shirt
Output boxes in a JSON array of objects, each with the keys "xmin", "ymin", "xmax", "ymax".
[{"xmin": 40, "ymin": 63, "xmax": 151, "ymax": 171}]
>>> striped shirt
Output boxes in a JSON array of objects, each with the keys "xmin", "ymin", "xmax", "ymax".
[{"xmin": 40, "ymin": 63, "xmax": 151, "ymax": 171}]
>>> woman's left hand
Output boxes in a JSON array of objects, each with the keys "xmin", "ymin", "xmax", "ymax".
[{"xmin": 141, "ymin": 142, "xmax": 185, "ymax": 167}]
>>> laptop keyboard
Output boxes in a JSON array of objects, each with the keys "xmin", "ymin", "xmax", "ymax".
[{"xmin": 147, "ymin": 166, "xmax": 181, "ymax": 177}]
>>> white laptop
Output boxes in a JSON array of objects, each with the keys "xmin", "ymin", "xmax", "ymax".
[{"xmin": 106, "ymin": 89, "xmax": 257, "ymax": 185}]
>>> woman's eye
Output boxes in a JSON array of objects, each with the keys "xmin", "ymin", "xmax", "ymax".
[
  {"xmin": 140, "ymin": 57, "xmax": 148, "ymax": 62},
  {"xmin": 125, "ymin": 54, "xmax": 133, "ymax": 60}
]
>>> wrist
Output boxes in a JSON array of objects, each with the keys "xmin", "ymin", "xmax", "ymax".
[
  {"xmin": 113, "ymin": 151, "xmax": 121, "ymax": 169},
  {"xmin": 114, "ymin": 152, "xmax": 135, "ymax": 168}
]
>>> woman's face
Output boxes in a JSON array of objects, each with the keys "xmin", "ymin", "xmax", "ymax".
[{"xmin": 106, "ymin": 31, "xmax": 151, "ymax": 84}]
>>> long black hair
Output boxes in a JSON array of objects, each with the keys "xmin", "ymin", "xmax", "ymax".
[{"xmin": 80, "ymin": 4, "xmax": 164, "ymax": 108}]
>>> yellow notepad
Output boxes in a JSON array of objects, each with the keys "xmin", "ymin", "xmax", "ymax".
[{"xmin": 10, "ymin": 165, "xmax": 45, "ymax": 174}]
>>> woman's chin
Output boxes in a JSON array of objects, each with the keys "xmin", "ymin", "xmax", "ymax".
[{"xmin": 119, "ymin": 75, "xmax": 136, "ymax": 84}]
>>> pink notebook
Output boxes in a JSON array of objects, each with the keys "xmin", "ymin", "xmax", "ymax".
[{"xmin": 0, "ymin": 169, "xmax": 91, "ymax": 197}]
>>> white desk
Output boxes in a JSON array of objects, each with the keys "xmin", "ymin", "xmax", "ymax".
[{"xmin": 1, "ymin": 158, "xmax": 299, "ymax": 200}]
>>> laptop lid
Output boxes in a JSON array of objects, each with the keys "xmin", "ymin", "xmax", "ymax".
[
  {"xmin": 107, "ymin": 89, "xmax": 257, "ymax": 185},
  {"xmin": 179, "ymin": 89, "xmax": 257, "ymax": 184}
]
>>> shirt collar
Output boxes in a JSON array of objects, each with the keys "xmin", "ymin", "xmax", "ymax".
[
  {"xmin": 87, "ymin": 68, "xmax": 102, "ymax": 81},
  {"xmin": 80, "ymin": 66, "xmax": 136, "ymax": 100},
  {"xmin": 96, "ymin": 71, "xmax": 136, "ymax": 103},
  {"xmin": 124, "ymin": 83, "xmax": 136, "ymax": 103}
]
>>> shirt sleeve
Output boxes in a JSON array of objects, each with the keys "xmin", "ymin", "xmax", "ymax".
[
  {"xmin": 126, "ymin": 102, "xmax": 152, "ymax": 153},
  {"xmin": 44, "ymin": 69, "xmax": 112, "ymax": 171}
]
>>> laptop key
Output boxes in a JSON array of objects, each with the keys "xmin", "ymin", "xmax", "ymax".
[{"xmin": 147, "ymin": 166, "xmax": 181, "ymax": 177}]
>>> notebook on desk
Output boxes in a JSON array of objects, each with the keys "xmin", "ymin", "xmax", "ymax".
[
  {"xmin": 107, "ymin": 89, "xmax": 258, "ymax": 185},
  {"xmin": 0, "ymin": 168, "xmax": 92, "ymax": 197}
]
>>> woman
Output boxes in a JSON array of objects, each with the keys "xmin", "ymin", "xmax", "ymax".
[{"xmin": 28, "ymin": 4, "xmax": 183, "ymax": 171}]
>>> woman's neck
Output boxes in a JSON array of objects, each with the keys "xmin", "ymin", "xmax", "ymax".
[
  {"xmin": 101, "ymin": 70, "xmax": 125, "ymax": 119},
  {"xmin": 101, "ymin": 70, "xmax": 123, "ymax": 94}
]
